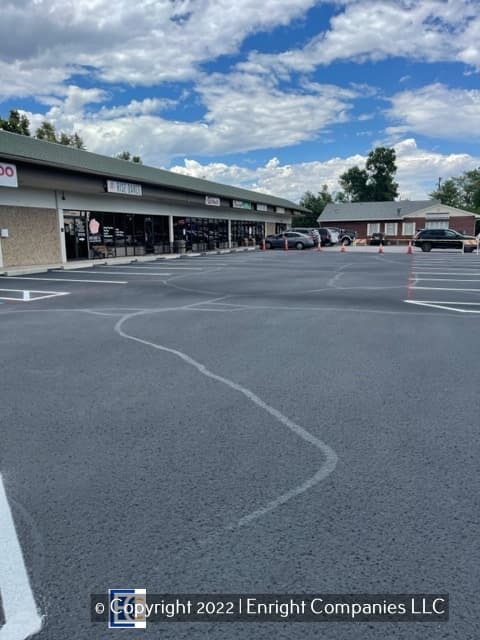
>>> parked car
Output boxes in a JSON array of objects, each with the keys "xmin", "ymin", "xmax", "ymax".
[
  {"xmin": 414, "ymin": 228, "xmax": 478, "ymax": 252},
  {"xmin": 325, "ymin": 227, "xmax": 357, "ymax": 245},
  {"xmin": 317, "ymin": 227, "xmax": 338, "ymax": 246},
  {"xmin": 265, "ymin": 231, "xmax": 314, "ymax": 250},
  {"xmin": 339, "ymin": 229, "xmax": 357, "ymax": 245},
  {"xmin": 369, "ymin": 232, "xmax": 386, "ymax": 246},
  {"xmin": 289, "ymin": 227, "xmax": 320, "ymax": 246}
]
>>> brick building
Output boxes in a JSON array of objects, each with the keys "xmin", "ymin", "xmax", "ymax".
[{"xmin": 319, "ymin": 200, "xmax": 476, "ymax": 240}]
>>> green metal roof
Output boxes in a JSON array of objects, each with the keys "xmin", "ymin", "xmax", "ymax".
[{"xmin": 0, "ymin": 131, "xmax": 307, "ymax": 212}]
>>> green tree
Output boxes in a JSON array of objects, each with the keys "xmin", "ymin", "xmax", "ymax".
[
  {"xmin": 116, "ymin": 150, "xmax": 143, "ymax": 164},
  {"xmin": 365, "ymin": 147, "xmax": 398, "ymax": 201},
  {"xmin": 339, "ymin": 146, "xmax": 398, "ymax": 202},
  {"xmin": 36, "ymin": 121, "xmax": 85, "ymax": 149},
  {"xmin": 0, "ymin": 109, "xmax": 31, "ymax": 135},
  {"xmin": 430, "ymin": 169, "xmax": 480, "ymax": 213},
  {"xmin": 35, "ymin": 121, "xmax": 59, "ymax": 143},
  {"xmin": 297, "ymin": 185, "xmax": 333, "ymax": 224},
  {"xmin": 429, "ymin": 178, "xmax": 462, "ymax": 207},
  {"xmin": 339, "ymin": 166, "xmax": 369, "ymax": 201}
]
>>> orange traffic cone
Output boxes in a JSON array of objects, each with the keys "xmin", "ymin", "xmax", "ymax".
[
  {"xmin": 407, "ymin": 241, "xmax": 413, "ymax": 254},
  {"xmin": 261, "ymin": 238, "xmax": 266, "ymax": 251},
  {"xmin": 378, "ymin": 243, "xmax": 384, "ymax": 254},
  {"xmin": 284, "ymin": 236, "xmax": 289, "ymax": 251},
  {"xmin": 317, "ymin": 239, "xmax": 322, "ymax": 251},
  {"xmin": 340, "ymin": 243, "xmax": 346, "ymax": 253}
]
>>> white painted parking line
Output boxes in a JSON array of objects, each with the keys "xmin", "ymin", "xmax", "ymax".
[
  {"xmin": 413, "ymin": 272, "xmax": 480, "ymax": 275},
  {"xmin": 0, "ymin": 289, "xmax": 70, "ymax": 301},
  {"xmin": 0, "ymin": 474, "xmax": 43, "ymax": 640},
  {"xmin": 2, "ymin": 276, "xmax": 127, "ymax": 284},
  {"xmin": 413, "ymin": 286, "xmax": 480, "ymax": 292},
  {"xmin": 415, "ymin": 278, "xmax": 480, "ymax": 282},
  {"xmin": 405, "ymin": 300, "xmax": 480, "ymax": 313},
  {"xmin": 52, "ymin": 270, "xmax": 172, "ymax": 276},
  {"xmin": 113, "ymin": 265, "xmax": 204, "ymax": 270}
]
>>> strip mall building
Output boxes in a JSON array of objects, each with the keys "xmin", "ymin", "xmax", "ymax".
[{"xmin": 0, "ymin": 131, "xmax": 304, "ymax": 269}]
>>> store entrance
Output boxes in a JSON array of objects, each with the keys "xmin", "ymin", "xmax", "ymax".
[{"xmin": 64, "ymin": 213, "xmax": 89, "ymax": 260}]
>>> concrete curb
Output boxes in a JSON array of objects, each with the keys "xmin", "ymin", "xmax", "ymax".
[{"xmin": 0, "ymin": 247, "xmax": 258, "ymax": 276}]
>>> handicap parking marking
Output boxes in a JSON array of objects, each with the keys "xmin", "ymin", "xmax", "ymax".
[
  {"xmin": 1, "ymin": 276, "xmax": 127, "ymax": 284},
  {"xmin": 0, "ymin": 288, "xmax": 70, "ymax": 302}
]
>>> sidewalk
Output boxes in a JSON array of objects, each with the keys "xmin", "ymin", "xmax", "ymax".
[{"xmin": 0, "ymin": 246, "xmax": 257, "ymax": 277}]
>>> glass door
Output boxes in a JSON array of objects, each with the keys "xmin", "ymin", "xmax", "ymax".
[{"xmin": 64, "ymin": 213, "xmax": 89, "ymax": 260}]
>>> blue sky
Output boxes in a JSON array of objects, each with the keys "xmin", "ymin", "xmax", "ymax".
[{"xmin": 1, "ymin": 0, "xmax": 479, "ymax": 202}]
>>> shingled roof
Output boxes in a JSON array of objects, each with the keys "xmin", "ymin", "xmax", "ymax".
[
  {"xmin": 0, "ymin": 130, "xmax": 307, "ymax": 212},
  {"xmin": 320, "ymin": 200, "xmax": 440, "ymax": 222}
]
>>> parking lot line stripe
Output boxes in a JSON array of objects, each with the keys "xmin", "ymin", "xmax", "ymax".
[
  {"xmin": 0, "ymin": 289, "xmax": 70, "ymax": 302},
  {"xmin": 404, "ymin": 300, "xmax": 480, "ymax": 313},
  {"xmin": 110, "ymin": 265, "xmax": 204, "ymax": 270},
  {"xmin": 415, "ymin": 278, "xmax": 480, "ymax": 282},
  {"xmin": 405, "ymin": 300, "xmax": 480, "ymax": 305},
  {"xmin": 0, "ymin": 474, "xmax": 43, "ymax": 639},
  {"xmin": 1, "ymin": 276, "xmax": 127, "ymax": 284},
  {"xmin": 55, "ymin": 270, "xmax": 173, "ymax": 276},
  {"xmin": 413, "ymin": 286, "xmax": 480, "ymax": 292}
]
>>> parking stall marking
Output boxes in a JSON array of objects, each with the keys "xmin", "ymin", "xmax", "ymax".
[
  {"xmin": 0, "ymin": 289, "xmax": 70, "ymax": 302},
  {"xmin": 1, "ymin": 276, "xmax": 127, "ymax": 284},
  {"xmin": 405, "ymin": 300, "xmax": 480, "ymax": 313},
  {"xmin": 0, "ymin": 474, "xmax": 43, "ymax": 640},
  {"xmin": 50, "ymin": 270, "xmax": 173, "ymax": 277}
]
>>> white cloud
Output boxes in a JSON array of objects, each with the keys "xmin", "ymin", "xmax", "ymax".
[
  {"xmin": 20, "ymin": 75, "xmax": 358, "ymax": 161},
  {"xmin": 387, "ymin": 83, "xmax": 480, "ymax": 141},
  {"xmin": 0, "ymin": 0, "xmax": 319, "ymax": 92},
  {"xmin": 171, "ymin": 138, "xmax": 480, "ymax": 202},
  {"xmin": 241, "ymin": 0, "xmax": 480, "ymax": 75}
]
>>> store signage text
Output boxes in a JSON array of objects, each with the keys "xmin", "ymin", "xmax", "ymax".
[
  {"xmin": 256, "ymin": 203, "xmax": 268, "ymax": 212},
  {"xmin": 205, "ymin": 196, "xmax": 221, "ymax": 206},
  {"xmin": 0, "ymin": 163, "xmax": 18, "ymax": 188},
  {"xmin": 233, "ymin": 200, "xmax": 252, "ymax": 210},
  {"xmin": 106, "ymin": 180, "xmax": 142, "ymax": 196}
]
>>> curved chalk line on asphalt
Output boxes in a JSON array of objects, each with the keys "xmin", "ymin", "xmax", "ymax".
[{"xmin": 114, "ymin": 308, "xmax": 338, "ymax": 532}]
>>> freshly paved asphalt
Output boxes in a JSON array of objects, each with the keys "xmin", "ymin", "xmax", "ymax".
[{"xmin": 1, "ymin": 248, "xmax": 479, "ymax": 639}]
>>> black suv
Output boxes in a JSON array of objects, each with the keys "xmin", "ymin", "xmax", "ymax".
[{"xmin": 414, "ymin": 229, "xmax": 477, "ymax": 252}]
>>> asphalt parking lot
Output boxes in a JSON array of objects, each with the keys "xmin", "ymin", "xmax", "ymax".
[{"xmin": 1, "ymin": 248, "xmax": 479, "ymax": 639}]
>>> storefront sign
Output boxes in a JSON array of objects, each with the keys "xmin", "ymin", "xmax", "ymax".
[
  {"xmin": 233, "ymin": 200, "xmax": 252, "ymax": 210},
  {"xmin": 205, "ymin": 196, "xmax": 221, "ymax": 206},
  {"xmin": 256, "ymin": 203, "xmax": 268, "ymax": 212},
  {"xmin": 89, "ymin": 218, "xmax": 100, "ymax": 234},
  {"xmin": 106, "ymin": 180, "xmax": 142, "ymax": 196},
  {"xmin": 0, "ymin": 162, "xmax": 18, "ymax": 188},
  {"xmin": 275, "ymin": 206, "xmax": 285, "ymax": 214}
]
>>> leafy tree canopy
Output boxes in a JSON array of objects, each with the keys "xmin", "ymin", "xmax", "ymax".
[
  {"xmin": 297, "ymin": 185, "xmax": 333, "ymax": 224},
  {"xmin": 430, "ymin": 169, "xmax": 480, "ymax": 213},
  {"xmin": 116, "ymin": 151, "xmax": 143, "ymax": 164},
  {"xmin": 0, "ymin": 109, "xmax": 31, "ymax": 136},
  {"xmin": 35, "ymin": 121, "xmax": 85, "ymax": 149},
  {"xmin": 339, "ymin": 146, "xmax": 398, "ymax": 202}
]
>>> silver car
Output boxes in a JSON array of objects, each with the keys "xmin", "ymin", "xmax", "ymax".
[{"xmin": 265, "ymin": 231, "xmax": 315, "ymax": 249}]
